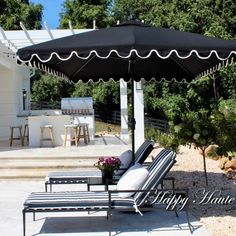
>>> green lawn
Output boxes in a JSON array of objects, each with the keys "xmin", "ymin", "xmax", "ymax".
[{"xmin": 95, "ymin": 121, "xmax": 121, "ymax": 134}]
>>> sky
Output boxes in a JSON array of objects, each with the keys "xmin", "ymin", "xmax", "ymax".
[{"xmin": 31, "ymin": 0, "xmax": 65, "ymax": 29}]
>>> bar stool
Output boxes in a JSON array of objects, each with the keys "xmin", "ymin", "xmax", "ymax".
[
  {"xmin": 77, "ymin": 123, "xmax": 90, "ymax": 144},
  {"xmin": 63, "ymin": 124, "xmax": 78, "ymax": 147},
  {"xmin": 40, "ymin": 125, "xmax": 55, "ymax": 147},
  {"xmin": 23, "ymin": 124, "xmax": 29, "ymax": 146},
  {"xmin": 9, "ymin": 125, "xmax": 24, "ymax": 146}
]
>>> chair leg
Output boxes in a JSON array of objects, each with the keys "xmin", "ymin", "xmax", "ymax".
[
  {"xmin": 74, "ymin": 127, "xmax": 78, "ymax": 146},
  {"xmin": 185, "ymin": 209, "xmax": 193, "ymax": 234},
  {"xmin": 85, "ymin": 125, "xmax": 90, "ymax": 142},
  {"xmin": 40, "ymin": 128, "xmax": 43, "ymax": 147},
  {"xmin": 19, "ymin": 126, "xmax": 24, "ymax": 146},
  {"xmin": 10, "ymin": 127, "xmax": 13, "ymax": 146},
  {"xmin": 23, "ymin": 210, "xmax": 26, "ymax": 236},
  {"xmin": 33, "ymin": 212, "xmax": 36, "ymax": 221},
  {"xmin": 107, "ymin": 210, "xmax": 112, "ymax": 236},
  {"xmin": 23, "ymin": 124, "xmax": 29, "ymax": 146},
  {"xmin": 63, "ymin": 127, "xmax": 67, "ymax": 147},
  {"xmin": 82, "ymin": 126, "xmax": 86, "ymax": 144},
  {"xmin": 78, "ymin": 126, "xmax": 81, "ymax": 143},
  {"xmin": 49, "ymin": 128, "xmax": 55, "ymax": 147},
  {"xmin": 175, "ymin": 210, "xmax": 178, "ymax": 217}
]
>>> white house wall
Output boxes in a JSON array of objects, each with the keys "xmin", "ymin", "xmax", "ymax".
[{"xmin": 0, "ymin": 60, "xmax": 30, "ymax": 140}]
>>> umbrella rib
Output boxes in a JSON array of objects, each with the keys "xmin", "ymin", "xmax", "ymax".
[
  {"xmin": 168, "ymin": 55, "xmax": 195, "ymax": 77},
  {"xmin": 70, "ymin": 54, "xmax": 97, "ymax": 79}
]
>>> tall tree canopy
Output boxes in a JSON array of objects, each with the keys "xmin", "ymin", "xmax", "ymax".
[
  {"xmin": 113, "ymin": 0, "xmax": 236, "ymax": 39},
  {"xmin": 59, "ymin": 0, "xmax": 113, "ymax": 29},
  {"xmin": 0, "ymin": 0, "xmax": 43, "ymax": 30}
]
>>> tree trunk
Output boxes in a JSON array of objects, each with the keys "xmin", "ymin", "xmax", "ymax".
[{"xmin": 202, "ymin": 148, "xmax": 208, "ymax": 186}]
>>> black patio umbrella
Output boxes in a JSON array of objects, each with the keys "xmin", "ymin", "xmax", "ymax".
[{"xmin": 17, "ymin": 20, "xmax": 236, "ymax": 184}]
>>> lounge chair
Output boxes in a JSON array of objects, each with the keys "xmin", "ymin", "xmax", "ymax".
[
  {"xmin": 22, "ymin": 150, "xmax": 192, "ymax": 236},
  {"xmin": 45, "ymin": 139, "xmax": 155, "ymax": 192}
]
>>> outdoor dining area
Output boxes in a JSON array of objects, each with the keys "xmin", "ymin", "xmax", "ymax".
[{"xmin": 10, "ymin": 97, "xmax": 94, "ymax": 147}]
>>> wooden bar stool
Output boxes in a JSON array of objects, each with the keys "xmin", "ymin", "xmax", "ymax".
[
  {"xmin": 63, "ymin": 124, "xmax": 78, "ymax": 147},
  {"xmin": 23, "ymin": 124, "xmax": 29, "ymax": 146},
  {"xmin": 77, "ymin": 123, "xmax": 90, "ymax": 144},
  {"xmin": 9, "ymin": 125, "xmax": 24, "ymax": 146},
  {"xmin": 40, "ymin": 125, "xmax": 55, "ymax": 147}
]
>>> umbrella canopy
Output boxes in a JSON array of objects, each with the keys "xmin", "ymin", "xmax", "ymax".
[
  {"xmin": 17, "ymin": 20, "xmax": 236, "ymax": 83},
  {"xmin": 17, "ymin": 20, "xmax": 236, "ymax": 185}
]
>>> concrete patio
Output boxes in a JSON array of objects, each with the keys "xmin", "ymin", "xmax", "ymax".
[
  {"xmin": 0, "ymin": 134, "xmax": 130, "ymax": 158},
  {"xmin": 0, "ymin": 180, "xmax": 211, "ymax": 236},
  {"xmin": 0, "ymin": 135, "xmax": 211, "ymax": 235},
  {"xmin": 0, "ymin": 134, "xmax": 131, "ymax": 179}
]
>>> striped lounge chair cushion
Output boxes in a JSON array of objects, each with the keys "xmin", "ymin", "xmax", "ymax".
[{"xmin": 24, "ymin": 191, "xmax": 135, "ymax": 210}]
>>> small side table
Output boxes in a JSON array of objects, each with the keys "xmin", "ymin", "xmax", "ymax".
[{"xmin": 87, "ymin": 177, "xmax": 118, "ymax": 191}]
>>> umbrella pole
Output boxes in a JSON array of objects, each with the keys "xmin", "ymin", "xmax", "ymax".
[
  {"xmin": 131, "ymin": 78, "xmax": 135, "ymax": 164},
  {"xmin": 129, "ymin": 59, "xmax": 136, "ymax": 164}
]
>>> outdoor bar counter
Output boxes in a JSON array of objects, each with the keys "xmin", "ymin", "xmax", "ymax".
[
  {"xmin": 28, "ymin": 114, "xmax": 95, "ymax": 147},
  {"xmin": 28, "ymin": 115, "xmax": 71, "ymax": 147}
]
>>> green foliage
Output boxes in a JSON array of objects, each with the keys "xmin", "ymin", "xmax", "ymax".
[
  {"xmin": 171, "ymin": 110, "xmax": 215, "ymax": 149},
  {"xmin": 113, "ymin": 0, "xmax": 236, "ymax": 39},
  {"xmin": 72, "ymin": 82, "xmax": 93, "ymax": 97},
  {"xmin": 30, "ymin": 74, "xmax": 73, "ymax": 102},
  {"xmin": 0, "ymin": 0, "xmax": 43, "ymax": 30},
  {"xmin": 211, "ymin": 99, "xmax": 236, "ymax": 156},
  {"xmin": 145, "ymin": 127, "xmax": 179, "ymax": 152},
  {"xmin": 72, "ymin": 81, "xmax": 120, "ymax": 109},
  {"xmin": 60, "ymin": 0, "xmax": 113, "ymax": 29},
  {"xmin": 218, "ymin": 99, "xmax": 236, "ymax": 120},
  {"xmin": 92, "ymin": 81, "xmax": 119, "ymax": 106},
  {"xmin": 218, "ymin": 65, "xmax": 236, "ymax": 99}
]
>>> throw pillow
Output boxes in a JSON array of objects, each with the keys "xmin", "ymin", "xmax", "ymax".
[
  {"xmin": 115, "ymin": 149, "xmax": 132, "ymax": 175},
  {"xmin": 117, "ymin": 164, "xmax": 149, "ymax": 198}
]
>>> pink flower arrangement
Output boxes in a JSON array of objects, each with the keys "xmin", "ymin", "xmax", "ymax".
[{"xmin": 94, "ymin": 156, "xmax": 121, "ymax": 172}]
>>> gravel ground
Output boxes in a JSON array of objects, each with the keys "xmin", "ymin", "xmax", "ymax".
[{"xmin": 155, "ymin": 145, "xmax": 236, "ymax": 236}]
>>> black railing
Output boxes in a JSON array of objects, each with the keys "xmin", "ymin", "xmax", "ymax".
[
  {"xmin": 144, "ymin": 117, "xmax": 169, "ymax": 132},
  {"xmin": 30, "ymin": 101, "xmax": 168, "ymax": 132},
  {"xmin": 30, "ymin": 101, "xmax": 61, "ymax": 110},
  {"xmin": 95, "ymin": 109, "xmax": 168, "ymax": 132}
]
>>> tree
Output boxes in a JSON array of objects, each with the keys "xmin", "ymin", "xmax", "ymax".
[
  {"xmin": 59, "ymin": 0, "xmax": 113, "ymax": 29},
  {"xmin": 113, "ymin": 0, "xmax": 236, "ymax": 39},
  {"xmin": 0, "ymin": 0, "xmax": 43, "ymax": 30},
  {"xmin": 170, "ymin": 109, "xmax": 217, "ymax": 185},
  {"xmin": 211, "ymin": 99, "xmax": 236, "ymax": 157},
  {"xmin": 72, "ymin": 81, "xmax": 120, "ymax": 121},
  {"xmin": 30, "ymin": 74, "xmax": 74, "ymax": 103}
]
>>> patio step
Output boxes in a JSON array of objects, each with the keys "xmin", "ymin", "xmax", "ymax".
[{"xmin": 0, "ymin": 156, "xmax": 99, "ymax": 180}]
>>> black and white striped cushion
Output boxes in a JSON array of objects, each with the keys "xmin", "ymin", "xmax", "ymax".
[
  {"xmin": 134, "ymin": 140, "xmax": 154, "ymax": 164},
  {"xmin": 24, "ymin": 149, "xmax": 176, "ymax": 213},
  {"xmin": 134, "ymin": 151, "xmax": 176, "ymax": 206},
  {"xmin": 24, "ymin": 191, "xmax": 135, "ymax": 209}
]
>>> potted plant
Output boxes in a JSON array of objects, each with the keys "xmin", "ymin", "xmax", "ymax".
[{"xmin": 94, "ymin": 156, "xmax": 121, "ymax": 181}]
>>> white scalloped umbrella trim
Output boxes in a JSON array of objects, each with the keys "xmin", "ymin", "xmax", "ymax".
[{"xmin": 17, "ymin": 49, "xmax": 236, "ymax": 84}]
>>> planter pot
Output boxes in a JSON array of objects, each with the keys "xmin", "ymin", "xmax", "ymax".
[{"xmin": 101, "ymin": 169, "xmax": 113, "ymax": 182}]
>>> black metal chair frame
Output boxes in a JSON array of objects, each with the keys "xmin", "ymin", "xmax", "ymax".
[{"xmin": 23, "ymin": 187, "xmax": 192, "ymax": 236}]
